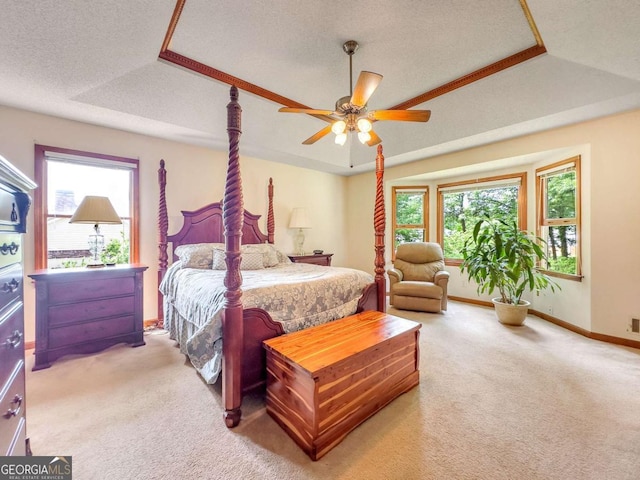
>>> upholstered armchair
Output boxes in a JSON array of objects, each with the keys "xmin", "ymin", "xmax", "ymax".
[{"xmin": 388, "ymin": 242, "xmax": 449, "ymax": 312}]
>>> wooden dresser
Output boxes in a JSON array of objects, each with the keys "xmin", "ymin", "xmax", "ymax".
[
  {"xmin": 28, "ymin": 264, "xmax": 148, "ymax": 371},
  {"xmin": 0, "ymin": 154, "xmax": 36, "ymax": 456}
]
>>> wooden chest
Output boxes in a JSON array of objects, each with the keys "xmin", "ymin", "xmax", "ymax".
[{"xmin": 263, "ymin": 311, "xmax": 421, "ymax": 460}]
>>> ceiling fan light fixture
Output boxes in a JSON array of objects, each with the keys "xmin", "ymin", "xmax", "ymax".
[
  {"xmin": 335, "ymin": 133, "xmax": 347, "ymax": 146},
  {"xmin": 358, "ymin": 131, "xmax": 371, "ymax": 144},
  {"xmin": 357, "ymin": 117, "xmax": 372, "ymax": 133},
  {"xmin": 331, "ymin": 120, "xmax": 346, "ymax": 134}
]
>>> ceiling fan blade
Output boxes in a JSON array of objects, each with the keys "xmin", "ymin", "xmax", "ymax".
[
  {"xmin": 350, "ymin": 71, "xmax": 383, "ymax": 108},
  {"xmin": 302, "ymin": 125, "xmax": 333, "ymax": 145},
  {"xmin": 279, "ymin": 107, "xmax": 336, "ymax": 115},
  {"xmin": 366, "ymin": 129, "xmax": 382, "ymax": 146},
  {"xmin": 369, "ymin": 110, "xmax": 431, "ymax": 122}
]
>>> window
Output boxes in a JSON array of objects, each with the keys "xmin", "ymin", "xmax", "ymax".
[
  {"xmin": 34, "ymin": 145, "xmax": 139, "ymax": 269},
  {"xmin": 536, "ymin": 156, "xmax": 581, "ymax": 279},
  {"xmin": 437, "ymin": 173, "xmax": 527, "ymax": 264},
  {"xmin": 392, "ymin": 186, "xmax": 428, "ymax": 255}
]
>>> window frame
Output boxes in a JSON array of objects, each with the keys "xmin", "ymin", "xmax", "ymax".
[
  {"xmin": 437, "ymin": 172, "xmax": 527, "ymax": 266},
  {"xmin": 34, "ymin": 145, "xmax": 140, "ymax": 270},
  {"xmin": 535, "ymin": 155, "xmax": 582, "ymax": 281},
  {"xmin": 391, "ymin": 185, "xmax": 429, "ymax": 260}
]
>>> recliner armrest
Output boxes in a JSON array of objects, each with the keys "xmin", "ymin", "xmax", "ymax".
[
  {"xmin": 387, "ymin": 268, "xmax": 403, "ymax": 283},
  {"xmin": 434, "ymin": 270, "xmax": 450, "ymax": 311},
  {"xmin": 434, "ymin": 270, "xmax": 449, "ymax": 285}
]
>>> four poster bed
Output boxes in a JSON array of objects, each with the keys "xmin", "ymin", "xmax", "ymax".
[{"xmin": 157, "ymin": 86, "xmax": 387, "ymax": 428}]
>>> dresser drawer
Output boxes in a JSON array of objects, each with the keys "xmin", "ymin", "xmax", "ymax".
[
  {"xmin": 0, "ymin": 183, "xmax": 28, "ymax": 229},
  {"xmin": 49, "ymin": 315, "xmax": 136, "ymax": 349},
  {"xmin": 0, "ymin": 301, "xmax": 23, "ymax": 383},
  {"xmin": 48, "ymin": 295, "xmax": 135, "ymax": 327},
  {"xmin": 0, "ymin": 263, "xmax": 23, "ymax": 313},
  {"xmin": 0, "ymin": 234, "xmax": 21, "ymax": 269},
  {"xmin": 0, "ymin": 363, "xmax": 25, "ymax": 455},
  {"xmin": 48, "ymin": 275, "xmax": 135, "ymax": 304}
]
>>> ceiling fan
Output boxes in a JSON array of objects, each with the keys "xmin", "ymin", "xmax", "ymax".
[{"xmin": 279, "ymin": 40, "xmax": 431, "ymax": 147}]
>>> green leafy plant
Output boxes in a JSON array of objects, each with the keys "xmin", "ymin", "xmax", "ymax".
[
  {"xmin": 101, "ymin": 232, "xmax": 130, "ymax": 265},
  {"xmin": 460, "ymin": 218, "xmax": 558, "ymax": 305},
  {"xmin": 61, "ymin": 258, "xmax": 86, "ymax": 269}
]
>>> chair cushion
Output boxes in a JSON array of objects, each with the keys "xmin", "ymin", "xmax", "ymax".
[
  {"xmin": 393, "ymin": 258, "xmax": 444, "ymax": 282},
  {"xmin": 396, "ymin": 242, "xmax": 443, "ymax": 263},
  {"xmin": 394, "ymin": 242, "xmax": 445, "ymax": 281},
  {"xmin": 392, "ymin": 281, "xmax": 443, "ymax": 299}
]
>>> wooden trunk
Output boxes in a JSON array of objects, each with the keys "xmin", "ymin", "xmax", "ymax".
[{"xmin": 263, "ymin": 311, "xmax": 421, "ymax": 460}]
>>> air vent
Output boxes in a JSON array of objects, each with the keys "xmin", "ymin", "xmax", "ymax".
[{"xmin": 632, "ymin": 318, "xmax": 640, "ymax": 333}]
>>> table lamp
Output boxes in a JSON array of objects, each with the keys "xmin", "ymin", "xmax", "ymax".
[
  {"xmin": 289, "ymin": 207, "xmax": 311, "ymax": 255},
  {"xmin": 70, "ymin": 195, "xmax": 122, "ymax": 267}
]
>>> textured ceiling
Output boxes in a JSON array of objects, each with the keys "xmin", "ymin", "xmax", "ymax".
[{"xmin": 1, "ymin": 1, "xmax": 639, "ymax": 175}]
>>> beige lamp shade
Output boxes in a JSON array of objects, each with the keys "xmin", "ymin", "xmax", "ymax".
[
  {"xmin": 288, "ymin": 207, "xmax": 311, "ymax": 229},
  {"xmin": 69, "ymin": 196, "xmax": 122, "ymax": 225}
]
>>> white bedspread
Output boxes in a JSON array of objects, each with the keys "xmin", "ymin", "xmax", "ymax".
[{"xmin": 159, "ymin": 261, "xmax": 374, "ymax": 383}]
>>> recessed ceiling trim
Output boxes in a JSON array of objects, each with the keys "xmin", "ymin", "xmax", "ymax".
[
  {"xmin": 389, "ymin": 45, "xmax": 547, "ymax": 111},
  {"xmin": 159, "ymin": 0, "xmax": 547, "ymax": 115},
  {"xmin": 158, "ymin": 49, "xmax": 312, "ymax": 110},
  {"xmin": 519, "ymin": 0, "xmax": 545, "ymax": 47},
  {"xmin": 160, "ymin": 0, "xmax": 186, "ymax": 53}
]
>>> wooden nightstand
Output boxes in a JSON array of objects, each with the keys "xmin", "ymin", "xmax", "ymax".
[
  {"xmin": 288, "ymin": 253, "xmax": 333, "ymax": 266},
  {"xmin": 28, "ymin": 264, "xmax": 148, "ymax": 370}
]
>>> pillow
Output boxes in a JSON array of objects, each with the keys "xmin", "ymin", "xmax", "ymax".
[
  {"xmin": 212, "ymin": 248, "xmax": 226, "ymax": 270},
  {"xmin": 240, "ymin": 252, "xmax": 265, "ymax": 270},
  {"xmin": 212, "ymin": 248, "xmax": 265, "ymax": 271},
  {"xmin": 242, "ymin": 243, "xmax": 279, "ymax": 267},
  {"xmin": 275, "ymin": 247, "xmax": 292, "ymax": 264},
  {"xmin": 174, "ymin": 243, "xmax": 224, "ymax": 269}
]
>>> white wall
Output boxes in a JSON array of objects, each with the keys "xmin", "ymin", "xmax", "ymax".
[
  {"xmin": 4, "ymin": 103, "xmax": 639, "ymax": 344},
  {"xmin": 0, "ymin": 105, "xmax": 347, "ymax": 343},
  {"xmin": 346, "ymin": 108, "xmax": 640, "ymax": 342}
]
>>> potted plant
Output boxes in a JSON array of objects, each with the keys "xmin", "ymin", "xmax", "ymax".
[{"xmin": 460, "ymin": 218, "xmax": 558, "ymax": 325}]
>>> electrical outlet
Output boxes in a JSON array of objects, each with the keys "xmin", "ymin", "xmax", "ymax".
[{"xmin": 546, "ymin": 305, "xmax": 553, "ymax": 315}]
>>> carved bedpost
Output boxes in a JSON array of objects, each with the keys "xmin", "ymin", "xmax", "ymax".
[
  {"xmin": 222, "ymin": 86, "xmax": 244, "ymax": 428},
  {"xmin": 158, "ymin": 159, "xmax": 168, "ymax": 328},
  {"xmin": 267, "ymin": 177, "xmax": 275, "ymax": 244},
  {"xmin": 374, "ymin": 145, "xmax": 386, "ymax": 313}
]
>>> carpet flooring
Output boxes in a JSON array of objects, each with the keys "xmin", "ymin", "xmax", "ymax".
[{"xmin": 25, "ymin": 301, "xmax": 640, "ymax": 479}]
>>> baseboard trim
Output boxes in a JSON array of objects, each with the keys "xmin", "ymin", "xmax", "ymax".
[
  {"xmin": 25, "ymin": 340, "xmax": 35, "ymax": 351},
  {"xmin": 448, "ymin": 296, "xmax": 493, "ymax": 308},
  {"xmin": 450, "ymin": 296, "xmax": 640, "ymax": 350},
  {"xmin": 144, "ymin": 319, "xmax": 159, "ymax": 329}
]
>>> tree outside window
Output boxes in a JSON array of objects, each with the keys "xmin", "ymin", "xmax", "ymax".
[
  {"xmin": 536, "ymin": 157, "xmax": 581, "ymax": 279},
  {"xmin": 438, "ymin": 173, "xmax": 527, "ymax": 263},
  {"xmin": 392, "ymin": 187, "xmax": 428, "ymax": 255}
]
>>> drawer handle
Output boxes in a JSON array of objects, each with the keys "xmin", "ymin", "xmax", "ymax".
[
  {"xmin": 4, "ymin": 330, "xmax": 22, "ymax": 348},
  {"xmin": 3, "ymin": 394, "xmax": 23, "ymax": 419},
  {"xmin": 0, "ymin": 242, "xmax": 19, "ymax": 255},
  {"xmin": 2, "ymin": 278, "xmax": 20, "ymax": 293}
]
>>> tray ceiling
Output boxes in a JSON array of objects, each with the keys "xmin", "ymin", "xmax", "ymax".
[{"xmin": 1, "ymin": 1, "xmax": 639, "ymax": 174}]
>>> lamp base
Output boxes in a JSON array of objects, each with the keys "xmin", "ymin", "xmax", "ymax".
[{"xmin": 294, "ymin": 228, "xmax": 306, "ymax": 256}]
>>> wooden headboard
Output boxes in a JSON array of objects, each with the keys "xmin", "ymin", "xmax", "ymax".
[
  {"xmin": 166, "ymin": 201, "xmax": 272, "ymax": 262},
  {"xmin": 157, "ymin": 159, "xmax": 275, "ymax": 322}
]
